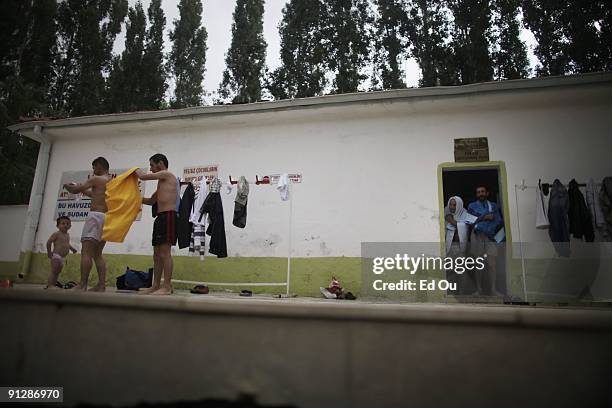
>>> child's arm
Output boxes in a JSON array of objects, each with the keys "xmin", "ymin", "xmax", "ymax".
[
  {"xmin": 46, "ymin": 233, "xmax": 57, "ymax": 258},
  {"xmin": 70, "ymin": 243, "xmax": 78, "ymax": 254},
  {"xmin": 81, "ymin": 189, "xmax": 93, "ymax": 198}
]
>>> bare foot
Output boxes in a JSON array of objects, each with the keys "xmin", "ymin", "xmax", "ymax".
[
  {"xmin": 69, "ymin": 285, "xmax": 87, "ymax": 291},
  {"xmin": 44, "ymin": 285, "xmax": 61, "ymax": 290},
  {"xmin": 89, "ymin": 285, "xmax": 106, "ymax": 292},
  {"xmin": 151, "ymin": 287, "xmax": 173, "ymax": 296},
  {"xmin": 139, "ymin": 286, "xmax": 160, "ymax": 295}
]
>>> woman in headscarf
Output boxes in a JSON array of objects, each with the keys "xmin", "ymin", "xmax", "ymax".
[
  {"xmin": 444, "ymin": 196, "xmax": 477, "ymax": 295},
  {"xmin": 444, "ymin": 196, "xmax": 475, "ymax": 255}
]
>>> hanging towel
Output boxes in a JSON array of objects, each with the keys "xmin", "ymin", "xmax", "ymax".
[
  {"xmin": 189, "ymin": 224, "xmax": 206, "ymax": 260},
  {"xmin": 102, "ymin": 167, "xmax": 142, "ymax": 243},
  {"xmin": 444, "ymin": 196, "xmax": 476, "ymax": 254},
  {"xmin": 277, "ymin": 173, "xmax": 289, "ymax": 201},
  {"xmin": 568, "ymin": 179, "xmax": 594, "ymax": 242},
  {"xmin": 190, "ymin": 177, "xmax": 208, "ymax": 226},
  {"xmin": 536, "ymin": 180, "xmax": 549, "ymax": 229},
  {"xmin": 548, "ymin": 179, "xmax": 571, "ymax": 257},
  {"xmin": 177, "ymin": 183, "xmax": 195, "ymax": 249}
]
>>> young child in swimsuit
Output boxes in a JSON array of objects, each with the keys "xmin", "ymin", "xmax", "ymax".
[{"xmin": 45, "ymin": 216, "xmax": 77, "ymax": 289}]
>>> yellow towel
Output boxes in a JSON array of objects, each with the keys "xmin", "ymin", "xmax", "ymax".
[{"xmin": 102, "ymin": 167, "xmax": 142, "ymax": 242}]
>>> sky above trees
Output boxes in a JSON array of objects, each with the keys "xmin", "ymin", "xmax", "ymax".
[{"xmin": 113, "ymin": 0, "xmax": 538, "ymax": 103}]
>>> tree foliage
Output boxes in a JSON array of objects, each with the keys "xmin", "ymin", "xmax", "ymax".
[
  {"xmin": 371, "ymin": 0, "xmax": 410, "ymax": 90},
  {"xmin": 267, "ymin": 0, "xmax": 328, "ymax": 99},
  {"xmin": 169, "ymin": 0, "xmax": 208, "ymax": 108},
  {"xmin": 219, "ymin": 0, "xmax": 267, "ymax": 104},
  {"xmin": 523, "ymin": 0, "xmax": 612, "ymax": 76}
]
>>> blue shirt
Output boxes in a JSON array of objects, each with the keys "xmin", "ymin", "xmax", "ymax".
[{"xmin": 467, "ymin": 200, "xmax": 502, "ymax": 240}]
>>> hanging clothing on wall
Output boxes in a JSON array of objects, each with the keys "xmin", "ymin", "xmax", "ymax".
[
  {"xmin": 586, "ymin": 178, "xmax": 607, "ymax": 240},
  {"xmin": 190, "ymin": 177, "xmax": 208, "ymax": 226},
  {"xmin": 189, "ymin": 224, "xmax": 206, "ymax": 260},
  {"xmin": 568, "ymin": 179, "xmax": 594, "ymax": 242},
  {"xmin": 201, "ymin": 177, "xmax": 227, "ymax": 258},
  {"xmin": 535, "ymin": 179, "xmax": 549, "ymax": 229},
  {"xmin": 188, "ymin": 177, "xmax": 208, "ymax": 261},
  {"xmin": 277, "ymin": 173, "xmax": 290, "ymax": 201},
  {"xmin": 233, "ymin": 176, "xmax": 249, "ymax": 228},
  {"xmin": 102, "ymin": 167, "xmax": 142, "ymax": 243},
  {"xmin": 600, "ymin": 177, "xmax": 612, "ymax": 240},
  {"xmin": 548, "ymin": 179, "xmax": 571, "ymax": 257},
  {"xmin": 177, "ymin": 182, "xmax": 195, "ymax": 249}
]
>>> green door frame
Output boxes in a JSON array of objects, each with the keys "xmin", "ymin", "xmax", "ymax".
[{"xmin": 437, "ymin": 161, "xmax": 513, "ymax": 246}]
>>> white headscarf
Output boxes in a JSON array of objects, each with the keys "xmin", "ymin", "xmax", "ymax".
[
  {"xmin": 444, "ymin": 196, "xmax": 470, "ymax": 222},
  {"xmin": 444, "ymin": 196, "xmax": 472, "ymax": 254}
]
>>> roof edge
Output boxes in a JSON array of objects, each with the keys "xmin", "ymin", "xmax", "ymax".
[{"xmin": 8, "ymin": 71, "xmax": 612, "ymax": 134}]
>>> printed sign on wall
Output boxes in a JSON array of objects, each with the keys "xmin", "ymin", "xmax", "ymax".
[
  {"xmin": 182, "ymin": 164, "xmax": 219, "ymax": 194},
  {"xmin": 454, "ymin": 137, "xmax": 489, "ymax": 162},
  {"xmin": 55, "ymin": 169, "xmax": 145, "ymax": 221}
]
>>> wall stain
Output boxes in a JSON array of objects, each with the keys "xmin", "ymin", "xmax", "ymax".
[{"xmin": 320, "ymin": 242, "xmax": 332, "ymax": 256}]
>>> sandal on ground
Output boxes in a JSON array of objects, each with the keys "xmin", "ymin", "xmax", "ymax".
[{"xmin": 190, "ymin": 285, "xmax": 209, "ymax": 294}]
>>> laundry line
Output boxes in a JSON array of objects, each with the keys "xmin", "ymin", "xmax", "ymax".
[{"xmin": 173, "ymin": 173, "xmax": 300, "ymax": 297}]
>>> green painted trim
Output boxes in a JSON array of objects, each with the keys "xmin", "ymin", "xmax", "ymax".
[
  {"xmin": 19, "ymin": 251, "xmax": 32, "ymax": 279},
  {"xmin": 0, "ymin": 261, "xmax": 19, "ymax": 279},
  {"xmin": 437, "ymin": 160, "xmax": 513, "ymax": 248},
  {"xmin": 20, "ymin": 253, "xmax": 362, "ymax": 297}
]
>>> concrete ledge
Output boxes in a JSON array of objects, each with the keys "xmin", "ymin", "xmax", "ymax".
[
  {"xmin": 2, "ymin": 286, "xmax": 612, "ymax": 407},
  {"xmin": 2, "ymin": 286, "xmax": 612, "ymax": 330}
]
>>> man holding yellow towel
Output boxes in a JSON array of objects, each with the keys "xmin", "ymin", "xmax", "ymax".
[
  {"xmin": 63, "ymin": 157, "xmax": 111, "ymax": 291},
  {"xmin": 136, "ymin": 153, "xmax": 178, "ymax": 296}
]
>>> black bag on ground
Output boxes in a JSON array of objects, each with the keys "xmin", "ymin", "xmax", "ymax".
[{"xmin": 116, "ymin": 267, "xmax": 153, "ymax": 290}]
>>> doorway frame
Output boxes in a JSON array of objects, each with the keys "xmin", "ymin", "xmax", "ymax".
[{"xmin": 437, "ymin": 161, "xmax": 513, "ymax": 246}]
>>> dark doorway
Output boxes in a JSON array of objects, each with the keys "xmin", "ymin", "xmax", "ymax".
[
  {"xmin": 442, "ymin": 167, "xmax": 502, "ymax": 211},
  {"xmin": 441, "ymin": 165, "xmax": 508, "ymax": 296}
]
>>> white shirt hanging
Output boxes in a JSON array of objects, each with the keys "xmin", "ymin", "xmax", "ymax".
[
  {"xmin": 535, "ymin": 181, "xmax": 549, "ymax": 229},
  {"xmin": 277, "ymin": 173, "xmax": 290, "ymax": 201}
]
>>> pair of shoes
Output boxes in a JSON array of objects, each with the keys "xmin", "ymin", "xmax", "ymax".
[
  {"xmin": 63, "ymin": 281, "xmax": 77, "ymax": 289},
  {"xmin": 190, "ymin": 285, "xmax": 209, "ymax": 294},
  {"xmin": 320, "ymin": 287, "xmax": 337, "ymax": 299},
  {"xmin": 239, "ymin": 289, "xmax": 253, "ymax": 297}
]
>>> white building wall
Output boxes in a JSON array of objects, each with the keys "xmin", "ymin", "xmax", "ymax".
[
  {"xmin": 31, "ymin": 84, "xmax": 612, "ymax": 258},
  {"xmin": 0, "ymin": 205, "xmax": 28, "ymax": 261}
]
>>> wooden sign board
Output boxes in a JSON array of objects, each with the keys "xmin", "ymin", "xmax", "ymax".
[{"xmin": 454, "ymin": 137, "xmax": 489, "ymax": 162}]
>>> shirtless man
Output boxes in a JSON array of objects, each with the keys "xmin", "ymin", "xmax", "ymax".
[
  {"xmin": 136, "ymin": 153, "xmax": 178, "ymax": 295},
  {"xmin": 63, "ymin": 157, "xmax": 111, "ymax": 291}
]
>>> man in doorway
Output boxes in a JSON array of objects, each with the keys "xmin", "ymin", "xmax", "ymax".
[
  {"xmin": 136, "ymin": 153, "xmax": 178, "ymax": 295},
  {"xmin": 63, "ymin": 157, "xmax": 111, "ymax": 291},
  {"xmin": 467, "ymin": 185, "xmax": 503, "ymax": 296}
]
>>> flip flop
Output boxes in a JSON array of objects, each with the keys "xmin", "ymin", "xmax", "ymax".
[
  {"xmin": 63, "ymin": 281, "xmax": 78, "ymax": 289},
  {"xmin": 190, "ymin": 285, "xmax": 209, "ymax": 294}
]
